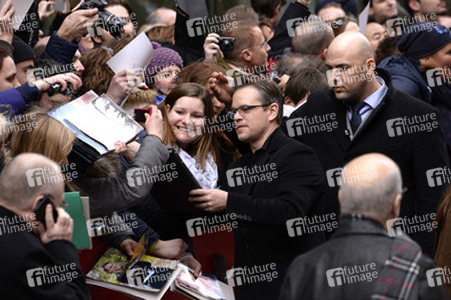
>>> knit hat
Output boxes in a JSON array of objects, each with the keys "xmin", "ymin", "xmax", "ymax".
[
  {"xmin": 315, "ymin": 0, "xmax": 360, "ymax": 18},
  {"xmin": 397, "ymin": 22, "xmax": 451, "ymax": 59},
  {"xmin": 145, "ymin": 42, "xmax": 183, "ymax": 85},
  {"xmin": 12, "ymin": 35, "xmax": 35, "ymax": 64}
]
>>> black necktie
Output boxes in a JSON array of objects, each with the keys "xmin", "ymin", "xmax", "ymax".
[{"xmin": 350, "ymin": 102, "xmax": 367, "ymax": 133}]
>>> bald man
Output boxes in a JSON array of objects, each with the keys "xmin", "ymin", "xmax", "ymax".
[
  {"xmin": 279, "ymin": 153, "xmax": 448, "ymax": 299},
  {"xmin": 285, "ymin": 32, "xmax": 449, "ymax": 257},
  {"xmin": 0, "ymin": 153, "xmax": 89, "ymax": 299}
]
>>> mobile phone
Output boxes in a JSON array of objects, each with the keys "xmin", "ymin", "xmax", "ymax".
[
  {"xmin": 34, "ymin": 196, "xmax": 58, "ymax": 229},
  {"xmin": 134, "ymin": 108, "xmax": 152, "ymax": 124}
]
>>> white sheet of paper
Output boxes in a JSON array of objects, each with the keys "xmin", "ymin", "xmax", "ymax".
[
  {"xmin": 54, "ymin": 0, "xmax": 67, "ymax": 12},
  {"xmin": 0, "ymin": 0, "xmax": 34, "ymax": 30},
  {"xmin": 107, "ymin": 32, "xmax": 154, "ymax": 74},
  {"xmin": 359, "ymin": 0, "xmax": 371, "ymax": 33}
]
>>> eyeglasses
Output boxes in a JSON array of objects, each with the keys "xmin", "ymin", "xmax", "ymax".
[{"xmin": 230, "ymin": 104, "xmax": 269, "ymax": 114}]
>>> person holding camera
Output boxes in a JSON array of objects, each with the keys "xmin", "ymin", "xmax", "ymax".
[{"xmin": 0, "ymin": 153, "xmax": 89, "ymax": 299}]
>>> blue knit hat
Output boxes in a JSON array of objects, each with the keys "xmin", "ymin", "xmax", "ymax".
[{"xmin": 397, "ymin": 22, "xmax": 451, "ymax": 59}]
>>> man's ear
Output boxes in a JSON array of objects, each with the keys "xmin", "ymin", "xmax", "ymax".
[
  {"xmin": 408, "ymin": 0, "xmax": 420, "ymax": 13},
  {"xmin": 319, "ymin": 48, "xmax": 328, "ymax": 61},
  {"xmin": 369, "ymin": 7, "xmax": 374, "ymax": 16},
  {"xmin": 31, "ymin": 194, "xmax": 45, "ymax": 212},
  {"xmin": 241, "ymin": 49, "xmax": 252, "ymax": 63},
  {"xmin": 268, "ymin": 103, "xmax": 279, "ymax": 122},
  {"xmin": 391, "ymin": 194, "xmax": 402, "ymax": 218},
  {"xmin": 338, "ymin": 189, "xmax": 342, "ymax": 204}
]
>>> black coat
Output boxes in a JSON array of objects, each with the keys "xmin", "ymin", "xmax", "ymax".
[
  {"xmin": 284, "ymin": 69, "xmax": 449, "ymax": 257},
  {"xmin": 279, "ymin": 217, "xmax": 448, "ymax": 300},
  {"xmin": 0, "ymin": 205, "xmax": 89, "ymax": 299},
  {"xmin": 225, "ymin": 128, "xmax": 326, "ymax": 300}
]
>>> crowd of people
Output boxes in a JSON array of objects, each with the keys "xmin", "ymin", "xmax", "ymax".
[{"xmin": 0, "ymin": 0, "xmax": 450, "ymax": 299}]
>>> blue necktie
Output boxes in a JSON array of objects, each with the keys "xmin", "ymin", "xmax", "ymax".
[{"xmin": 350, "ymin": 102, "xmax": 367, "ymax": 133}]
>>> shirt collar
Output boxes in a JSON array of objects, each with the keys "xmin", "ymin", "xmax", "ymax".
[{"xmin": 362, "ymin": 76, "xmax": 388, "ymax": 110}]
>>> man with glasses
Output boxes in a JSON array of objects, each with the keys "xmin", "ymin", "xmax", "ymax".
[
  {"xmin": 0, "ymin": 153, "xmax": 89, "ymax": 299},
  {"xmin": 189, "ymin": 80, "xmax": 326, "ymax": 300}
]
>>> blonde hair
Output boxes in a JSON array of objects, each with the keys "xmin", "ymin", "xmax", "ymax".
[{"xmin": 8, "ymin": 112, "xmax": 74, "ymax": 165}]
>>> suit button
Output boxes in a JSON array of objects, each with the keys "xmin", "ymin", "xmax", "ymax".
[{"xmin": 246, "ymin": 243, "xmax": 252, "ymax": 249}]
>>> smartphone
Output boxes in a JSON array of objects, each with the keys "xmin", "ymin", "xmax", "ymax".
[
  {"xmin": 34, "ymin": 196, "xmax": 58, "ymax": 229},
  {"xmin": 134, "ymin": 108, "xmax": 152, "ymax": 124}
]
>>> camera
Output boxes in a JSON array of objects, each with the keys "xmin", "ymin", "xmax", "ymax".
[
  {"xmin": 78, "ymin": 0, "xmax": 128, "ymax": 40},
  {"xmin": 47, "ymin": 82, "xmax": 74, "ymax": 97},
  {"xmin": 217, "ymin": 37, "xmax": 235, "ymax": 53}
]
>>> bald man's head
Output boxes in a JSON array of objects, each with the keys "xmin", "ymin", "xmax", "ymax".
[
  {"xmin": 339, "ymin": 153, "xmax": 402, "ymax": 219},
  {"xmin": 0, "ymin": 153, "xmax": 64, "ymax": 210},
  {"xmin": 328, "ymin": 32, "xmax": 374, "ymax": 64},
  {"xmin": 326, "ymin": 32, "xmax": 381, "ymax": 104}
]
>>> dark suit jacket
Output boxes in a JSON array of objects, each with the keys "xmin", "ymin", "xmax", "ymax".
[
  {"xmin": 225, "ymin": 127, "xmax": 326, "ymax": 300},
  {"xmin": 284, "ymin": 69, "xmax": 449, "ymax": 257},
  {"xmin": 0, "ymin": 205, "xmax": 89, "ymax": 299}
]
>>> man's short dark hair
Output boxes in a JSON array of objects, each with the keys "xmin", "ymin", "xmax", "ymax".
[
  {"xmin": 251, "ymin": 0, "xmax": 287, "ymax": 19},
  {"xmin": 285, "ymin": 68, "xmax": 329, "ymax": 105},
  {"xmin": 236, "ymin": 80, "xmax": 283, "ymax": 124}
]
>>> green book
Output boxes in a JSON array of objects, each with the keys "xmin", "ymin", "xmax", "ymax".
[{"xmin": 64, "ymin": 192, "xmax": 91, "ymax": 249}]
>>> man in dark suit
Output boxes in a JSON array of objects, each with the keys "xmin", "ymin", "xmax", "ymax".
[
  {"xmin": 189, "ymin": 80, "xmax": 326, "ymax": 300},
  {"xmin": 285, "ymin": 32, "xmax": 449, "ymax": 257},
  {"xmin": 0, "ymin": 153, "xmax": 89, "ymax": 299}
]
